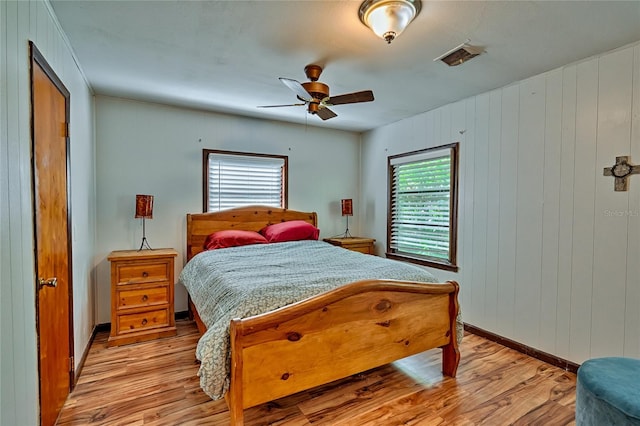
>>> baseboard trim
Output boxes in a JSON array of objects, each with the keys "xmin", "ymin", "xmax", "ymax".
[
  {"xmin": 74, "ymin": 325, "xmax": 100, "ymax": 387},
  {"xmin": 464, "ymin": 323, "xmax": 580, "ymax": 374},
  {"xmin": 175, "ymin": 310, "xmax": 189, "ymax": 320},
  {"xmin": 95, "ymin": 322, "xmax": 110, "ymax": 332}
]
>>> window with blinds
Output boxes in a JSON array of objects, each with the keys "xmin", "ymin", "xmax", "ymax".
[
  {"xmin": 203, "ymin": 150, "xmax": 287, "ymax": 212},
  {"xmin": 387, "ymin": 143, "xmax": 458, "ymax": 271}
]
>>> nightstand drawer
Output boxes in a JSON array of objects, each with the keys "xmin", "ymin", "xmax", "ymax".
[
  {"xmin": 345, "ymin": 244, "xmax": 374, "ymax": 254},
  {"xmin": 117, "ymin": 308, "xmax": 170, "ymax": 334},
  {"xmin": 323, "ymin": 237, "xmax": 376, "ymax": 255},
  {"xmin": 116, "ymin": 261, "xmax": 170, "ymax": 285},
  {"xmin": 117, "ymin": 285, "xmax": 169, "ymax": 310}
]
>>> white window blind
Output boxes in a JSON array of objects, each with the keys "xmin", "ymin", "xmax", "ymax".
[
  {"xmin": 389, "ymin": 146, "xmax": 454, "ymax": 262},
  {"xmin": 207, "ymin": 153, "xmax": 285, "ymax": 212}
]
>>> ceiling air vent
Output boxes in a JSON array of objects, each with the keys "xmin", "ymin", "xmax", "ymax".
[{"xmin": 434, "ymin": 41, "xmax": 484, "ymax": 66}]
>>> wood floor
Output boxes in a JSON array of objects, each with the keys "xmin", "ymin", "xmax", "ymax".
[{"xmin": 58, "ymin": 320, "xmax": 577, "ymax": 425}]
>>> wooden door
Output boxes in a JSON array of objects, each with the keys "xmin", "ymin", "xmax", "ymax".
[{"xmin": 30, "ymin": 42, "xmax": 74, "ymax": 426}]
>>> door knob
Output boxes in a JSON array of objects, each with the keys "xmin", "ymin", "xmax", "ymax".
[{"xmin": 38, "ymin": 277, "xmax": 58, "ymax": 290}]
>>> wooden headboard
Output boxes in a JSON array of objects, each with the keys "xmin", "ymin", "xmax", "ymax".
[{"xmin": 186, "ymin": 205, "xmax": 318, "ymax": 261}]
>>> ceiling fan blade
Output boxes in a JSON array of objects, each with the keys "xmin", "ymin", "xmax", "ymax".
[
  {"xmin": 316, "ymin": 106, "xmax": 337, "ymax": 120},
  {"xmin": 325, "ymin": 90, "xmax": 374, "ymax": 106},
  {"xmin": 279, "ymin": 78, "xmax": 313, "ymax": 102},
  {"xmin": 257, "ymin": 103, "xmax": 306, "ymax": 108}
]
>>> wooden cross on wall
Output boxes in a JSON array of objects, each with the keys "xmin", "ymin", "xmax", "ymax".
[{"xmin": 603, "ymin": 156, "xmax": 640, "ymax": 191}]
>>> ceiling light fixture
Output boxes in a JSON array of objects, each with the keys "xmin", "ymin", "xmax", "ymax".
[{"xmin": 359, "ymin": 0, "xmax": 422, "ymax": 44}]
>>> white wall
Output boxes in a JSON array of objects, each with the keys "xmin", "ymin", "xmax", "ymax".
[
  {"xmin": 0, "ymin": 1, "xmax": 96, "ymax": 424},
  {"xmin": 362, "ymin": 41, "xmax": 640, "ymax": 365},
  {"xmin": 94, "ymin": 96, "xmax": 361, "ymax": 323}
]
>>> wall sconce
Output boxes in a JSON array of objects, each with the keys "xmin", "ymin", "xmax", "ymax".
[
  {"xmin": 135, "ymin": 194, "xmax": 153, "ymax": 250},
  {"xmin": 359, "ymin": 0, "xmax": 422, "ymax": 44},
  {"xmin": 341, "ymin": 198, "xmax": 353, "ymax": 238}
]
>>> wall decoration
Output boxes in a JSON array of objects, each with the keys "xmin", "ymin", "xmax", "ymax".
[{"xmin": 603, "ymin": 156, "xmax": 639, "ymax": 191}]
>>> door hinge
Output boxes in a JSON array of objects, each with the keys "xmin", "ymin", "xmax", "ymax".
[{"xmin": 69, "ymin": 356, "xmax": 74, "ymax": 372}]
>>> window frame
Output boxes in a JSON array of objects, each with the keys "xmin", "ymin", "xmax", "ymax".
[
  {"xmin": 202, "ymin": 149, "xmax": 288, "ymax": 213},
  {"xmin": 386, "ymin": 142, "xmax": 459, "ymax": 272}
]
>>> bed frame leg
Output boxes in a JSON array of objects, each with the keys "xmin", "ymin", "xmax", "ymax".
[
  {"xmin": 226, "ymin": 388, "xmax": 245, "ymax": 426},
  {"xmin": 442, "ymin": 280, "xmax": 460, "ymax": 377},
  {"xmin": 442, "ymin": 342, "xmax": 460, "ymax": 377},
  {"xmin": 229, "ymin": 404, "xmax": 244, "ymax": 426},
  {"xmin": 187, "ymin": 296, "xmax": 194, "ymax": 320},
  {"xmin": 228, "ymin": 320, "xmax": 245, "ymax": 425}
]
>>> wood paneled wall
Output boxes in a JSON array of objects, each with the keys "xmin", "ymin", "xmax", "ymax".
[
  {"xmin": 0, "ymin": 1, "xmax": 95, "ymax": 424},
  {"xmin": 361, "ymin": 41, "xmax": 640, "ymax": 365}
]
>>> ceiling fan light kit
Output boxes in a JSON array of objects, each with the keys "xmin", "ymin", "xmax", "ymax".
[
  {"xmin": 258, "ymin": 65, "xmax": 374, "ymax": 121},
  {"xmin": 359, "ymin": 0, "xmax": 422, "ymax": 44}
]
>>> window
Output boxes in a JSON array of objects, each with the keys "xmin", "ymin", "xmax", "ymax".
[
  {"xmin": 387, "ymin": 143, "xmax": 459, "ymax": 271},
  {"xmin": 203, "ymin": 150, "xmax": 287, "ymax": 212}
]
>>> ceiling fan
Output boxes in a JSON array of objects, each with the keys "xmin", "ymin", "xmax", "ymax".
[{"xmin": 258, "ymin": 65, "xmax": 374, "ymax": 120}]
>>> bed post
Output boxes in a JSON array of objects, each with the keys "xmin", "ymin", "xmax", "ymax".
[
  {"xmin": 228, "ymin": 319, "xmax": 245, "ymax": 426},
  {"xmin": 441, "ymin": 280, "xmax": 460, "ymax": 377}
]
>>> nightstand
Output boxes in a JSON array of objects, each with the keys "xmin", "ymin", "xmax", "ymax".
[
  {"xmin": 107, "ymin": 248, "xmax": 178, "ymax": 347},
  {"xmin": 323, "ymin": 237, "xmax": 376, "ymax": 255}
]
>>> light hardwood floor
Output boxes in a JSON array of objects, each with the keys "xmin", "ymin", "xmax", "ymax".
[{"xmin": 58, "ymin": 320, "xmax": 576, "ymax": 425}]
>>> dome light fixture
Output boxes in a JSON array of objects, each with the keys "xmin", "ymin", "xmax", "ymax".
[{"xmin": 359, "ymin": 0, "xmax": 422, "ymax": 44}]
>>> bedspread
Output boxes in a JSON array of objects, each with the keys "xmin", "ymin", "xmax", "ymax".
[{"xmin": 179, "ymin": 240, "xmax": 459, "ymax": 400}]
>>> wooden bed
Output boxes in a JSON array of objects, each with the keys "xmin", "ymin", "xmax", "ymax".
[{"xmin": 185, "ymin": 205, "xmax": 460, "ymax": 425}]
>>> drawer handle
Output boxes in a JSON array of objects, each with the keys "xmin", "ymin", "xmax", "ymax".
[
  {"xmin": 142, "ymin": 295, "xmax": 148, "ymax": 302},
  {"xmin": 142, "ymin": 271, "xmax": 149, "ymax": 278},
  {"xmin": 141, "ymin": 318, "xmax": 148, "ymax": 326}
]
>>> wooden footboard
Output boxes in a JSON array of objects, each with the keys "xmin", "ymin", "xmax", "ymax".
[{"xmin": 227, "ymin": 279, "xmax": 460, "ymax": 426}]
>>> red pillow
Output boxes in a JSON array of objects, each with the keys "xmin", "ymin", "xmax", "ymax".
[
  {"xmin": 203, "ymin": 230, "xmax": 268, "ymax": 250},
  {"xmin": 260, "ymin": 220, "xmax": 319, "ymax": 243}
]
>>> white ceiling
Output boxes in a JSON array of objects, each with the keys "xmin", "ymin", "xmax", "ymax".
[{"xmin": 50, "ymin": 0, "xmax": 640, "ymax": 133}]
